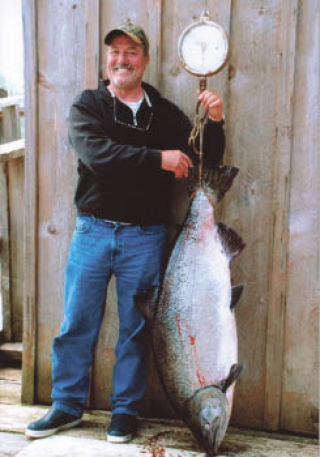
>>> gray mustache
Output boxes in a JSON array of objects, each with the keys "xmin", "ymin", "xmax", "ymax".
[{"xmin": 112, "ymin": 64, "xmax": 133, "ymax": 70}]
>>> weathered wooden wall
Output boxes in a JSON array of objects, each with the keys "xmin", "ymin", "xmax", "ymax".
[
  {"xmin": 0, "ymin": 102, "xmax": 24, "ymax": 343},
  {"xmin": 22, "ymin": 0, "xmax": 319, "ymax": 436}
]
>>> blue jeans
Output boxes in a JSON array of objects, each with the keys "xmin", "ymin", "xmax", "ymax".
[{"xmin": 51, "ymin": 215, "xmax": 168, "ymax": 417}]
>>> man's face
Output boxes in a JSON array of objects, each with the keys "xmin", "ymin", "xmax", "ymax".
[{"xmin": 106, "ymin": 34, "xmax": 150, "ymax": 92}]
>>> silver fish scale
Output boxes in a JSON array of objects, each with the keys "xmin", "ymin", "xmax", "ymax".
[{"xmin": 153, "ymin": 189, "xmax": 238, "ymax": 415}]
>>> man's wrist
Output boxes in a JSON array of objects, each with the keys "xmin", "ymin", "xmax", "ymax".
[{"xmin": 208, "ymin": 114, "xmax": 225, "ymax": 123}]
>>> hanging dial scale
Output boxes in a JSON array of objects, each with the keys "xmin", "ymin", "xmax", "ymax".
[{"xmin": 178, "ymin": 10, "xmax": 229, "ymax": 182}]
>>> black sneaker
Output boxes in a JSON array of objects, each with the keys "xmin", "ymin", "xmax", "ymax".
[
  {"xmin": 25, "ymin": 407, "xmax": 82, "ymax": 438},
  {"xmin": 106, "ymin": 413, "xmax": 137, "ymax": 443}
]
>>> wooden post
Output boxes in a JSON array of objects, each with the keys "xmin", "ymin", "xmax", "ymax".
[
  {"xmin": 21, "ymin": 0, "xmax": 38, "ymax": 404},
  {"xmin": 1, "ymin": 106, "xmax": 21, "ymax": 143}
]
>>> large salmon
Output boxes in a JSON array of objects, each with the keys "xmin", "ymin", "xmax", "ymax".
[{"xmin": 137, "ymin": 166, "xmax": 245, "ymax": 456}]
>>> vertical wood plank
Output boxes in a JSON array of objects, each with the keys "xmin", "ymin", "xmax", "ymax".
[
  {"xmin": 221, "ymin": 0, "xmax": 287, "ymax": 428},
  {"xmin": 1, "ymin": 105, "xmax": 24, "ymax": 343},
  {"xmin": 1, "ymin": 106, "xmax": 20, "ymax": 143},
  {"xmin": 84, "ymin": 0, "xmax": 100, "ymax": 89},
  {"xmin": 8, "ymin": 157, "xmax": 24, "ymax": 342},
  {"xmin": 263, "ymin": 0, "xmax": 299, "ymax": 431},
  {"xmin": 21, "ymin": 0, "xmax": 38, "ymax": 404},
  {"xmin": 280, "ymin": 0, "xmax": 320, "ymax": 436},
  {"xmin": 0, "ymin": 104, "xmax": 23, "ymax": 343},
  {"xmin": 29, "ymin": 0, "xmax": 100, "ymax": 404},
  {"xmin": 0, "ymin": 161, "xmax": 11, "ymax": 342}
]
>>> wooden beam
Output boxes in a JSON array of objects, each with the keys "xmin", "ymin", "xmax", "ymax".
[
  {"xmin": 0, "ymin": 139, "xmax": 25, "ymax": 162},
  {"xmin": 0, "ymin": 341, "xmax": 23, "ymax": 361},
  {"xmin": 0, "ymin": 97, "xmax": 24, "ymax": 110},
  {"xmin": 21, "ymin": 0, "xmax": 38, "ymax": 405}
]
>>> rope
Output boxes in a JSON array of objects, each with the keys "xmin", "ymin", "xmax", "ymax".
[{"xmin": 188, "ymin": 85, "xmax": 208, "ymax": 187}]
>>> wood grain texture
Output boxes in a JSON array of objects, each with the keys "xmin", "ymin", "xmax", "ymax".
[
  {"xmin": 280, "ymin": 0, "xmax": 320, "ymax": 436},
  {"xmin": 0, "ymin": 105, "xmax": 22, "ymax": 344},
  {"xmin": 21, "ymin": 0, "xmax": 38, "ymax": 404},
  {"xmin": 26, "ymin": 0, "xmax": 99, "ymax": 404},
  {"xmin": 220, "ymin": 0, "xmax": 283, "ymax": 429},
  {"xmin": 8, "ymin": 157, "xmax": 25, "ymax": 341},
  {"xmin": 0, "ymin": 162, "xmax": 11, "ymax": 342},
  {"xmin": 1, "ymin": 105, "xmax": 24, "ymax": 343},
  {"xmin": 263, "ymin": 0, "xmax": 299, "ymax": 431},
  {"xmin": 1, "ymin": 106, "xmax": 20, "ymax": 143}
]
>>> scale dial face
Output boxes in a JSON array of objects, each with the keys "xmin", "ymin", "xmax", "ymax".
[{"xmin": 178, "ymin": 20, "xmax": 229, "ymax": 77}]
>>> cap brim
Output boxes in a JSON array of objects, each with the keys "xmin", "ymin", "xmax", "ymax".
[{"xmin": 104, "ymin": 29, "xmax": 141, "ymax": 46}]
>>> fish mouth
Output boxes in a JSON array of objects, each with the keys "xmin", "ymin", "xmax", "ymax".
[
  {"xmin": 201, "ymin": 416, "xmax": 220, "ymax": 456},
  {"xmin": 183, "ymin": 386, "xmax": 229, "ymax": 456}
]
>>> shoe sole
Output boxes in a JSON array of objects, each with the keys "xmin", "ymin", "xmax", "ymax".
[
  {"xmin": 25, "ymin": 418, "xmax": 82, "ymax": 439},
  {"xmin": 106, "ymin": 432, "xmax": 133, "ymax": 443}
]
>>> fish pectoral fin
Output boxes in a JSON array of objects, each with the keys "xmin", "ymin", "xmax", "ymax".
[
  {"xmin": 216, "ymin": 222, "xmax": 246, "ymax": 260},
  {"xmin": 219, "ymin": 364, "xmax": 243, "ymax": 393},
  {"xmin": 230, "ymin": 284, "xmax": 244, "ymax": 310},
  {"xmin": 135, "ymin": 286, "xmax": 159, "ymax": 321}
]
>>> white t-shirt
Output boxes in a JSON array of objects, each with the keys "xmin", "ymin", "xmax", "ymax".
[
  {"xmin": 108, "ymin": 87, "xmax": 152, "ymax": 126},
  {"xmin": 123, "ymin": 98, "xmax": 144, "ymax": 125}
]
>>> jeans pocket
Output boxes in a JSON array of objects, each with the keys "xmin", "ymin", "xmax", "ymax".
[{"xmin": 75, "ymin": 216, "xmax": 94, "ymax": 234}]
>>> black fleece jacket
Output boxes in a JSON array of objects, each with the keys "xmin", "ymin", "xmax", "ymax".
[{"xmin": 68, "ymin": 80, "xmax": 225, "ymax": 225}]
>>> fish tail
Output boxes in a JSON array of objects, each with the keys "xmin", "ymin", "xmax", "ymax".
[
  {"xmin": 202, "ymin": 166, "xmax": 239, "ymax": 203},
  {"xmin": 187, "ymin": 165, "xmax": 239, "ymax": 201}
]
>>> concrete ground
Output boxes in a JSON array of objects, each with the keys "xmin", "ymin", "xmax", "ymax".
[{"xmin": 0, "ymin": 367, "xmax": 318, "ymax": 457}]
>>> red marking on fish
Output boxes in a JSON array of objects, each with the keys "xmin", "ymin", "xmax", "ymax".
[
  {"xmin": 196, "ymin": 370, "xmax": 206, "ymax": 386},
  {"xmin": 185, "ymin": 322, "xmax": 206, "ymax": 387}
]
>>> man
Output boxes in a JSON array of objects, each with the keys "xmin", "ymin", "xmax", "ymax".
[{"xmin": 25, "ymin": 21, "xmax": 225, "ymax": 443}]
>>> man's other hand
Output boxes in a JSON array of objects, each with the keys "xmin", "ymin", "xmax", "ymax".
[{"xmin": 161, "ymin": 150, "xmax": 193, "ymax": 178}]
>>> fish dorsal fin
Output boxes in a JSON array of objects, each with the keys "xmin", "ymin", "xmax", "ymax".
[
  {"xmin": 230, "ymin": 284, "xmax": 244, "ymax": 310},
  {"xmin": 135, "ymin": 286, "xmax": 159, "ymax": 321},
  {"xmin": 219, "ymin": 364, "xmax": 243, "ymax": 393},
  {"xmin": 216, "ymin": 222, "xmax": 246, "ymax": 259}
]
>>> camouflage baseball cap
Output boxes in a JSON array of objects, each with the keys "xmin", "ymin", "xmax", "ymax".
[{"xmin": 104, "ymin": 20, "xmax": 149, "ymax": 56}]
